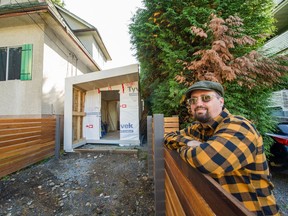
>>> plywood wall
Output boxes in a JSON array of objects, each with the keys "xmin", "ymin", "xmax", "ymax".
[{"xmin": 72, "ymin": 87, "xmax": 85, "ymax": 143}]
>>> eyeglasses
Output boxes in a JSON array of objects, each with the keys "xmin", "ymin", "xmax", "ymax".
[{"xmin": 187, "ymin": 94, "xmax": 217, "ymax": 105}]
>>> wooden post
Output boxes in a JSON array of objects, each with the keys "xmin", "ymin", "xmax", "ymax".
[
  {"xmin": 55, "ymin": 115, "xmax": 61, "ymax": 160},
  {"xmin": 153, "ymin": 114, "xmax": 165, "ymax": 216},
  {"xmin": 147, "ymin": 115, "xmax": 153, "ymax": 178}
]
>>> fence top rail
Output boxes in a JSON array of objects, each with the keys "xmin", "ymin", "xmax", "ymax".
[{"xmin": 0, "ymin": 118, "xmax": 56, "ymax": 123}]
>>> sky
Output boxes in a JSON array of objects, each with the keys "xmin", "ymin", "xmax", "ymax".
[{"xmin": 64, "ymin": 0, "xmax": 143, "ymax": 69}]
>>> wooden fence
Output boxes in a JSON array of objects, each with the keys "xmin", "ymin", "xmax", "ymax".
[
  {"xmin": 147, "ymin": 114, "xmax": 253, "ymax": 216},
  {"xmin": 0, "ymin": 116, "xmax": 61, "ymax": 178}
]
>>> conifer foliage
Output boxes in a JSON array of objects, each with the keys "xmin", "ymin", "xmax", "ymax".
[{"xmin": 129, "ymin": 0, "xmax": 287, "ymax": 151}]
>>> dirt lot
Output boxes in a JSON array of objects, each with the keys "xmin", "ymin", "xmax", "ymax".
[
  {"xmin": 0, "ymin": 147, "xmax": 154, "ymax": 216},
  {"xmin": 0, "ymin": 144, "xmax": 287, "ymax": 216}
]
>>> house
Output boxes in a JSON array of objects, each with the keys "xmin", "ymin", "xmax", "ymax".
[
  {"xmin": 0, "ymin": 0, "xmax": 141, "ymax": 151},
  {"xmin": 0, "ymin": 0, "xmax": 111, "ymax": 116}
]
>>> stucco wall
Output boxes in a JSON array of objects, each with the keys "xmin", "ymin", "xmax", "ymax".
[
  {"xmin": 0, "ymin": 19, "xmax": 93, "ymax": 116},
  {"xmin": 42, "ymin": 25, "xmax": 91, "ymax": 115},
  {"xmin": 78, "ymin": 34, "xmax": 106, "ymax": 68},
  {"xmin": 58, "ymin": 11, "xmax": 107, "ymax": 68},
  {"xmin": 0, "ymin": 24, "xmax": 43, "ymax": 116}
]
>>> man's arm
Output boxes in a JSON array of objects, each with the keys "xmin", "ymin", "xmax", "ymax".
[
  {"xmin": 177, "ymin": 121, "xmax": 258, "ymax": 175},
  {"xmin": 164, "ymin": 127, "xmax": 197, "ymax": 149}
]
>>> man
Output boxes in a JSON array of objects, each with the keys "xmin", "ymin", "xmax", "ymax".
[{"xmin": 164, "ymin": 81, "xmax": 279, "ymax": 216}]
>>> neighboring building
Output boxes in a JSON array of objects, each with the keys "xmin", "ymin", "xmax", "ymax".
[
  {"xmin": 268, "ymin": 90, "xmax": 288, "ymax": 117},
  {"xmin": 0, "ymin": 0, "xmax": 111, "ymax": 116},
  {"xmin": 262, "ymin": 0, "xmax": 288, "ymax": 119},
  {"xmin": 262, "ymin": 0, "xmax": 288, "ymax": 55}
]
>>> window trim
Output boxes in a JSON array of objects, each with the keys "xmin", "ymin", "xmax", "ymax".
[{"xmin": 0, "ymin": 44, "xmax": 33, "ymax": 81}]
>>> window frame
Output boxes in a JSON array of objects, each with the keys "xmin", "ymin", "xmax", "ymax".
[{"xmin": 0, "ymin": 44, "xmax": 33, "ymax": 81}]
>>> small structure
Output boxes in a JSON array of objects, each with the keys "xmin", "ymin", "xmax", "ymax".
[{"xmin": 64, "ymin": 64, "xmax": 141, "ymax": 152}]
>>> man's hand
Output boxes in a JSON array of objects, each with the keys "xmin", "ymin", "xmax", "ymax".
[{"xmin": 187, "ymin": 140, "xmax": 201, "ymax": 148}]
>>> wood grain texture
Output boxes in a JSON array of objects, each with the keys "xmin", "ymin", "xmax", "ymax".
[{"xmin": 0, "ymin": 118, "xmax": 56, "ymax": 178}]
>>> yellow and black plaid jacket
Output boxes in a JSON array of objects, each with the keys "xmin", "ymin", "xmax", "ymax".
[{"xmin": 164, "ymin": 108, "xmax": 279, "ymax": 216}]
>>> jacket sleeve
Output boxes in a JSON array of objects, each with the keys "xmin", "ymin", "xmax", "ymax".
[
  {"xmin": 177, "ymin": 120, "xmax": 258, "ymax": 175},
  {"xmin": 164, "ymin": 127, "xmax": 196, "ymax": 150}
]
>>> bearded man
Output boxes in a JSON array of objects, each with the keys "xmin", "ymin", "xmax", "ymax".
[{"xmin": 164, "ymin": 81, "xmax": 279, "ymax": 216}]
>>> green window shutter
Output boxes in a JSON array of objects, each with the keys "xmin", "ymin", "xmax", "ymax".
[{"xmin": 20, "ymin": 44, "xmax": 33, "ymax": 80}]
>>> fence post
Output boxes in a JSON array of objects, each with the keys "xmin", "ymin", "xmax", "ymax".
[
  {"xmin": 147, "ymin": 115, "xmax": 153, "ymax": 179},
  {"xmin": 153, "ymin": 114, "xmax": 165, "ymax": 216},
  {"xmin": 55, "ymin": 115, "xmax": 61, "ymax": 160}
]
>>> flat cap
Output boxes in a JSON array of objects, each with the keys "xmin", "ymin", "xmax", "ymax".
[{"xmin": 186, "ymin": 81, "xmax": 224, "ymax": 97}]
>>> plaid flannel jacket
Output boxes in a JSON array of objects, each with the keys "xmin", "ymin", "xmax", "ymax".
[{"xmin": 164, "ymin": 108, "xmax": 279, "ymax": 216}]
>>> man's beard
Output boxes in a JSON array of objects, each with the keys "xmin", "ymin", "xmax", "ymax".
[{"xmin": 193, "ymin": 107, "xmax": 211, "ymax": 123}]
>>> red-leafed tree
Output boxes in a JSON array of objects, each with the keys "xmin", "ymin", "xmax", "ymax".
[
  {"xmin": 175, "ymin": 14, "xmax": 288, "ymax": 152},
  {"xmin": 176, "ymin": 14, "xmax": 287, "ymax": 89},
  {"xmin": 129, "ymin": 0, "xmax": 287, "ymax": 152}
]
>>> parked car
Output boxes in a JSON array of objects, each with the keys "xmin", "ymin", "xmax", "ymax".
[{"xmin": 266, "ymin": 123, "xmax": 288, "ymax": 170}]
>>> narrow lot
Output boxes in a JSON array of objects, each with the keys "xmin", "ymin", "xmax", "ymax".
[
  {"xmin": 0, "ymin": 147, "xmax": 287, "ymax": 215},
  {"xmin": 0, "ymin": 149, "xmax": 154, "ymax": 216}
]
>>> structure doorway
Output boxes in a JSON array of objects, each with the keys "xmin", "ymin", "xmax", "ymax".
[{"xmin": 101, "ymin": 90, "xmax": 120, "ymax": 140}]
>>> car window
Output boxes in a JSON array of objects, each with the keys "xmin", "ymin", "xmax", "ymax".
[{"xmin": 278, "ymin": 124, "xmax": 288, "ymax": 135}]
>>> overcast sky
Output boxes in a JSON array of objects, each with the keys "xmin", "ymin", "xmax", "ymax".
[{"xmin": 65, "ymin": 0, "xmax": 143, "ymax": 69}]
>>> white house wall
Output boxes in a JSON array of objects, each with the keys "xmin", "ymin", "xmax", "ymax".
[
  {"xmin": 57, "ymin": 11, "xmax": 108, "ymax": 67},
  {"xmin": 0, "ymin": 24, "xmax": 43, "ymax": 116},
  {"xmin": 77, "ymin": 34, "xmax": 106, "ymax": 68},
  {"xmin": 0, "ymin": 18, "xmax": 96, "ymax": 116},
  {"xmin": 42, "ymin": 24, "xmax": 93, "ymax": 115}
]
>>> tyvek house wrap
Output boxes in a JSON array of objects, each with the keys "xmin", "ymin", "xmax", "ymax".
[
  {"xmin": 83, "ymin": 90, "xmax": 101, "ymax": 140},
  {"xmin": 119, "ymin": 82, "xmax": 140, "ymax": 144},
  {"xmin": 82, "ymin": 82, "xmax": 140, "ymax": 146}
]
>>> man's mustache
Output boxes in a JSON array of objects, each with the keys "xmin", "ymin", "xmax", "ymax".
[{"xmin": 194, "ymin": 106, "xmax": 207, "ymax": 111}]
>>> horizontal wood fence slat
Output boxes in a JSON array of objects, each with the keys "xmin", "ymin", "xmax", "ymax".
[
  {"xmin": 164, "ymin": 116, "xmax": 179, "ymax": 134},
  {"xmin": 147, "ymin": 114, "xmax": 253, "ymax": 216},
  {"xmin": 0, "ymin": 117, "xmax": 58, "ymax": 178}
]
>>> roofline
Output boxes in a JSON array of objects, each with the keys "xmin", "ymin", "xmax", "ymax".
[
  {"xmin": 273, "ymin": 0, "xmax": 288, "ymax": 14},
  {"xmin": 55, "ymin": 4, "xmax": 112, "ymax": 61},
  {"xmin": 73, "ymin": 28, "xmax": 112, "ymax": 61},
  {"xmin": 0, "ymin": 1, "xmax": 101, "ymax": 71},
  {"xmin": 47, "ymin": 1, "xmax": 101, "ymax": 70}
]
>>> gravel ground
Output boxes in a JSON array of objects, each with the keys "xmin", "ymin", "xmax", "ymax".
[
  {"xmin": 271, "ymin": 170, "xmax": 288, "ymax": 216},
  {"xmin": 0, "ymin": 144, "xmax": 287, "ymax": 216},
  {"xmin": 0, "ymin": 148, "xmax": 154, "ymax": 216}
]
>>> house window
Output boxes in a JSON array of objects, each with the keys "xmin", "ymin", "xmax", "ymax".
[{"xmin": 0, "ymin": 44, "xmax": 33, "ymax": 81}]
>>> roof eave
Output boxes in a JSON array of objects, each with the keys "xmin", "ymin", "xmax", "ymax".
[
  {"xmin": 0, "ymin": 1, "xmax": 101, "ymax": 71},
  {"xmin": 73, "ymin": 28, "xmax": 112, "ymax": 61}
]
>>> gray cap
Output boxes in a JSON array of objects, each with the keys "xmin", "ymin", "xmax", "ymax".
[{"xmin": 186, "ymin": 81, "xmax": 224, "ymax": 98}]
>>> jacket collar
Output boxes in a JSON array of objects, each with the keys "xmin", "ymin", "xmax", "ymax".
[{"xmin": 195, "ymin": 108, "xmax": 230, "ymax": 130}]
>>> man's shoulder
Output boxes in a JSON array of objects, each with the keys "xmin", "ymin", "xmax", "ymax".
[
  {"xmin": 222, "ymin": 114, "xmax": 254, "ymax": 128},
  {"xmin": 221, "ymin": 113, "xmax": 260, "ymax": 134},
  {"xmin": 221, "ymin": 109, "xmax": 251, "ymax": 123}
]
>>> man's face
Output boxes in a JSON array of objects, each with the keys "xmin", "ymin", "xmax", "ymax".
[{"xmin": 188, "ymin": 90, "xmax": 224, "ymax": 123}]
